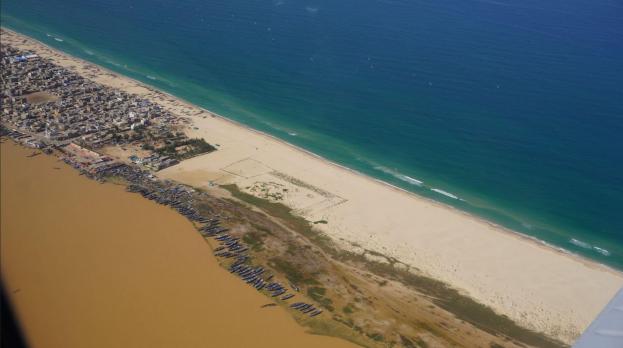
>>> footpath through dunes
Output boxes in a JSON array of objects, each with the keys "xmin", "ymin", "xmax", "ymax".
[{"xmin": 0, "ymin": 141, "xmax": 355, "ymax": 348}]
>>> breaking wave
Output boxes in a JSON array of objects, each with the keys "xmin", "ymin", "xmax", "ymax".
[
  {"xmin": 570, "ymin": 238, "xmax": 591, "ymax": 249},
  {"xmin": 569, "ymin": 238, "xmax": 610, "ymax": 256},
  {"xmin": 46, "ymin": 33, "xmax": 64, "ymax": 42},
  {"xmin": 594, "ymin": 246, "xmax": 611, "ymax": 257},
  {"xmin": 374, "ymin": 165, "xmax": 423, "ymax": 186},
  {"xmin": 431, "ymin": 188, "xmax": 459, "ymax": 200}
]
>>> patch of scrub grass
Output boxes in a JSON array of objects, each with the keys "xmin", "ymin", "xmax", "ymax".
[
  {"xmin": 242, "ymin": 232, "xmax": 264, "ymax": 251},
  {"xmin": 342, "ymin": 303, "xmax": 356, "ymax": 314},
  {"xmin": 339, "ymin": 253, "xmax": 566, "ymax": 348},
  {"xmin": 308, "ymin": 286, "xmax": 327, "ymax": 299},
  {"xmin": 305, "ymin": 316, "xmax": 378, "ymax": 348},
  {"xmin": 221, "ymin": 184, "xmax": 336, "ymax": 252},
  {"xmin": 250, "ymin": 223, "xmax": 274, "ymax": 236},
  {"xmin": 366, "ymin": 332, "xmax": 384, "ymax": 342},
  {"xmin": 399, "ymin": 335, "xmax": 417, "ymax": 348},
  {"xmin": 221, "ymin": 184, "xmax": 565, "ymax": 348},
  {"xmin": 415, "ymin": 337, "xmax": 429, "ymax": 348},
  {"xmin": 332, "ymin": 315, "xmax": 354, "ymax": 328},
  {"xmin": 307, "ymin": 286, "xmax": 334, "ymax": 311},
  {"xmin": 268, "ymin": 258, "xmax": 318, "ymax": 285}
]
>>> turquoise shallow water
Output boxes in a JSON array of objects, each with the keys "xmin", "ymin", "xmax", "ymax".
[{"xmin": 2, "ymin": 0, "xmax": 622, "ymax": 269}]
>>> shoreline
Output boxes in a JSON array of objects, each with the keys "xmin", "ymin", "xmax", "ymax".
[
  {"xmin": 0, "ymin": 140, "xmax": 357, "ymax": 348},
  {"xmin": 1, "ymin": 139, "xmax": 561, "ymax": 348},
  {"xmin": 3, "ymin": 26, "xmax": 623, "ymax": 343},
  {"xmin": 1, "ymin": 26, "xmax": 616, "ymax": 275}
]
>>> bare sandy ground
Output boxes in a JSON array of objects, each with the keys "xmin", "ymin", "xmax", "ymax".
[
  {"xmin": 161, "ymin": 115, "xmax": 623, "ymax": 342},
  {"xmin": 0, "ymin": 141, "xmax": 356, "ymax": 348},
  {"xmin": 3, "ymin": 28, "xmax": 622, "ymax": 343}
]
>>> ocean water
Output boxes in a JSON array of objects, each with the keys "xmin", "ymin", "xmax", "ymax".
[{"xmin": 2, "ymin": 0, "xmax": 622, "ymax": 268}]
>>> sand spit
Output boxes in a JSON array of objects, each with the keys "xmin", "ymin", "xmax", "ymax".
[
  {"xmin": 0, "ymin": 141, "xmax": 355, "ymax": 348},
  {"xmin": 2, "ymin": 28, "xmax": 622, "ymax": 343},
  {"xmin": 163, "ymin": 116, "xmax": 623, "ymax": 342}
]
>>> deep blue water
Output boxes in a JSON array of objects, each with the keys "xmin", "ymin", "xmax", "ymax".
[{"xmin": 2, "ymin": 0, "xmax": 622, "ymax": 268}]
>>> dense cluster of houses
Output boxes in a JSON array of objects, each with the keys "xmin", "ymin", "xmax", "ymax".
[
  {"xmin": 1, "ymin": 43, "xmax": 323, "ymax": 318},
  {"xmin": 1, "ymin": 44, "xmax": 212, "ymax": 170}
]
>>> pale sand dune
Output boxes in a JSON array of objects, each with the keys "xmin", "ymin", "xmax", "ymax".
[
  {"xmin": 3, "ymin": 28, "xmax": 622, "ymax": 343},
  {"xmin": 0, "ymin": 142, "xmax": 355, "ymax": 348},
  {"xmin": 160, "ymin": 113, "xmax": 623, "ymax": 342}
]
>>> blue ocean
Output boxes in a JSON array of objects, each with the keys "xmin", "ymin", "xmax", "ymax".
[{"xmin": 2, "ymin": 0, "xmax": 622, "ymax": 268}]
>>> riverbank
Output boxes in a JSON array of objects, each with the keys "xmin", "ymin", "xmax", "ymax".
[
  {"xmin": 2, "ymin": 27, "xmax": 622, "ymax": 343},
  {"xmin": 0, "ymin": 140, "xmax": 356, "ymax": 348}
]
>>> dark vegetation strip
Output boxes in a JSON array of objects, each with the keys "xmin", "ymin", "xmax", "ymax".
[{"xmin": 221, "ymin": 184, "xmax": 567, "ymax": 348}]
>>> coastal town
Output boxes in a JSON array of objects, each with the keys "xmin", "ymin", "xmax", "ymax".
[
  {"xmin": 4, "ymin": 0, "xmax": 623, "ymax": 343},
  {"xmin": 1, "ymin": 44, "xmax": 215, "ymax": 172},
  {"xmin": 0, "ymin": 36, "xmax": 576, "ymax": 348},
  {"xmin": 1, "ymin": 43, "xmax": 323, "ymax": 316}
]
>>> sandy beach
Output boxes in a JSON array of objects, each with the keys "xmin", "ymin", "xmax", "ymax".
[
  {"xmin": 0, "ymin": 140, "xmax": 356, "ymax": 348},
  {"xmin": 3, "ymin": 28, "xmax": 622, "ymax": 343},
  {"xmin": 164, "ymin": 115, "xmax": 623, "ymax": 341}
]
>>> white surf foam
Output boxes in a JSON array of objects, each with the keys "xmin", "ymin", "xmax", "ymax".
[
  {"xmin": 46, "ymin": 34, "xmax": 64, "ymax": 42},
  {"xmin": 570, "ymin": 238, "xmax": 591, "ymax": 249},
  {"xmin": 401, "ymin": 175, "xmax": 423, "ymax": 186},
  {"xmin": 431, "ymin": 188, "xmax": 459, "ymax": 200},
  {"xmin": 374, "ymin": 165, "xmax": 423, "ymax": 186},
  {"xmin": 569, "ymin": 238, "xmax": 611, "ymax": 257},
  {"xmin": 594, "ymin": 246, "xmax": 611, "ymax": 256}
]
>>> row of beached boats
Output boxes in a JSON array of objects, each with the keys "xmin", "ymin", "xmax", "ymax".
[
  {"xmin": 205, "ymin": 225, "xmax": 323, "ymax": 318},
  {"xmin": 127, "ymin": 184, "xmax": 207, "ymax": 222},
  {"xmin": 94, "ymin": 163, "xmax": 323, "ymax": 319},
  {"xmin": 290, "ymin": 302, "xmax": 323, "ymax": 317}
]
